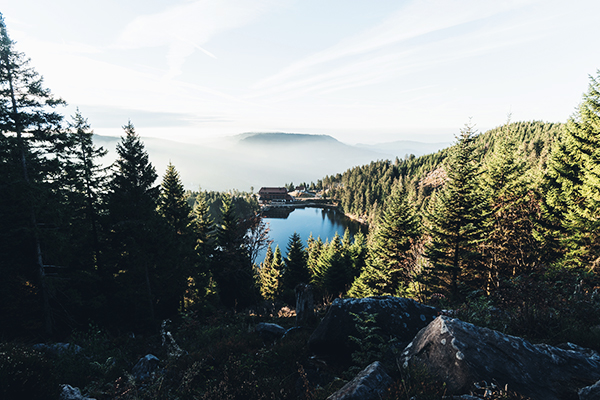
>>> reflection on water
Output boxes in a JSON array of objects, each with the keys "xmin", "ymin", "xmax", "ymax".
[
  {"xmin": 261, "ymin": 207, "xmax": 294, "ymax": 219},
  {"xmin": 256, "ymin": 206, "xmax": 368, "ymax": 263}
]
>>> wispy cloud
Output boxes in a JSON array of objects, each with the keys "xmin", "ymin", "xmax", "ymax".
[
  {"xmin": 251, "ymin": 0, "xmax": 541, "ymax": 99},
  {"xmin": 116, "ymin": 0, "xmax": 285, "ymax": 79}
]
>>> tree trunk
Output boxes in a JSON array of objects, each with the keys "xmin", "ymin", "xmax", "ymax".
[{"xmin": 295, "ymin": 283, "xmax": 314, "ymax": 326}]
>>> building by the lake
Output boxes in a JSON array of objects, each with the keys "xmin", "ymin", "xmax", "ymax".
[{"xmin": 258, "ymin": 187, "xmax": 293, "ymax": 203}]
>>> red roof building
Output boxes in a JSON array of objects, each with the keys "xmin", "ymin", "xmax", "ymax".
[{"xmin": 258, "ymin": 187, "xmax": 293, "ymax": 202}]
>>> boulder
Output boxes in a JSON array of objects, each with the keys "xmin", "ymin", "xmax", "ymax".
[
  {"xmin": 256, "ymin": 322, "xmax": 286, "ymax": 341},
  {"xmin": 32, "ymin": 343, "xmax": 83, "ymax": 356},
  {"xmin": 579, "ymin": 379, "xmax": 600, "ymax": 400},
  {"xmin": 327, "ymin": 361, "xmax": 392, "ymax": 400},
  {"xmin": 60, "ymin": 384, "xmax": 96, "ymax": 400},
  {"xmin": 132, "ymin": 354, "xmax": 160, "ymax": 381},
  {"xmin": 308, "ymin": 296, "xmax": 437, "ymax": 359},
  {"xmin": 400, "ymin": 316, "xmax": 600, "ymax": 400}
]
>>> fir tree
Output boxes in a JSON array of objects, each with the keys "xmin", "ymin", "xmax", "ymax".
[
  {"xmin": 348, "ymin": 183, "xmax": 421, "ymax": 298},
  {"xmin": 258, "ymin": 245, "xmax": 280, "ymax": 301},
  {"xmin": 424, "ymin": 123, "xmax": 485, "ymax": 298},
  {"xmin": 0, "ymin": 13, "xmax": 66, "ymax": 336},
  {"xmin": 545, "ymin": 71, "xmax": 600, "ymax": 269},
  {"xmin": 480, "ymin": 128, "xmax": 543, "ymax": 292},
  {"xmin": 348, "ymin": 231, "xmax": 367, "ymax": 281},
  {"xmin": 322, "ymin": 233, "xmax": 351, "ymax": 297},
  {"xmin": 62, "ymin": 109, "xmax": 108, "ymax": 266},
  {"xmin": 213, "ymin": 193, "xmax": 258, "ymax": 310},
  {"xmin": 157, "ymin": 163, "xmax": 197, "ymax": 316},
  {"xmin": 159, "ymin": 163, "xmax": 192, "ymax": 233},
  {"xmin": 105, "ymin": 121, "xmax": 161, "ymax": 328},
  {"xmin": 190, "ymin": 192, "xmax": 214, "ymax": 305},
  {"xmin": 282, "ymin": 232, "xmax": 309, "ymax": 303},
  {"xmin": 306, "ymin": 234, "xmax": 324, "ymax": 284}
]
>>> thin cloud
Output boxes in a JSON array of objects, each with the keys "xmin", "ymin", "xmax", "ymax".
[
  {"xmin": 252, "ymin": 0, "xmax": 540, "ymax": 96},
  {"xmin": 115, "ymin": 0, "xmax": 285, "ymax": 79}
]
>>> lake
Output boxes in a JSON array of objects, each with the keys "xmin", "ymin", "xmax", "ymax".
[{"xmin": 255, "ymin": 206, "xmax": 368, "ymax": 263}]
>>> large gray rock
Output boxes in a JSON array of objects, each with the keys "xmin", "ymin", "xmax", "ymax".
[
  {"xmin": 33, "ymin": 343, "xmax": 83, "ymax": 356},
  {"xmin": 400, "ymin": 316, "xmax": 600, "ymax": 400},
  {"xmin": 308, "ymin": 296, "xmax": 437, "ymax": 359},
  {"xmin": 132, "ymin": 354, "xmax": 160, "ymax": 381},
  {"xmin": 579, "ymin": 379, "xmax": 600, "ymax": 400},
  {"xmin": 327, "ymin": 361, "xmax": 392, "ymax": 400},
  {"xmin": 256, "ymin": 322, "xmax": 286, "ymax": 341},
  {"xmin": 60, "ymin": 384, "xmax": 96, "ymax": 400}
]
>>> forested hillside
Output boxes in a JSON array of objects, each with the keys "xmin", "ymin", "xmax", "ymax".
[{"xmin": 323, "ymin": 120, "xmax": 563, "ymax": 224}]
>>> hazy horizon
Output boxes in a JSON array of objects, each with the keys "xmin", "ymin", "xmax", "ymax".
[
  {"xmin": 4, "ymin": 1, "xmax": 600, "ymax": 145},
  {"xmin": 93, "ymin": 131, "xmax": 452, "ymax": 192}
]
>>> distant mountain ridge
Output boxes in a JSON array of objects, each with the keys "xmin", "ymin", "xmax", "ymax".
[
  {"xmin": 238, "ymin": 132, "xmax": 339, "ymax": 145},
  {"xmin": 94, "ymin": 132, "xmax": 449, "ymax": 191}
]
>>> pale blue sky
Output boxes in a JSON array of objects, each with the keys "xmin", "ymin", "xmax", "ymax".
[{"xmin": 3, "ymin": 0, "xmax": 600, "ymax": 144}]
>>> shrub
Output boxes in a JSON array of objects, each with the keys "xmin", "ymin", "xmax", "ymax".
[{"xmin": 0, "ymin": 343, "xmax": 60, "ymax": 400}]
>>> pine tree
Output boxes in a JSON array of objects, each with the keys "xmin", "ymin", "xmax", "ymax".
[
  {"xmin": 321, "ymin": 233, "xmax": 352, "ymax": 297},
  {"xmin": 213, "ymin": 193, "xmax": 257, "ymax": 309},
  {"xmin": 282, "ymin": 232, "xmax": 309, "ymax": 303},
  {"xmin": 190, "ymin": 192, "xmax": 214, "ymax": 306},
  {"xmin": 480, "ymin": 128, "xmax": 543, "ymax": 292},
  {"xmin": 0, "ymin": 13, "xmax": 66, "ymax": 336},
  {"xmin": 159, "ymin": 163, "xmax": 192, "ymax": 233},
  {"xmin": 105, "ymin": 121, "xmax": 161, "ymax": 328},
  {"xmin": 157, "ymin": 163, "xmax": 197, "ymax": 316},
  {"xmin": 62, "ymin": 109, "xmax": 108, "ymax": 267},
  {"xmin": 193, "ymin": 192, "xmax": 214, "ymax": 261},
  {"xmin": 272, "ymin": 244, "xmax": 284, "ymax": 275},
  {"xmin": 306, "ymin": 234, "xmax": 324, "ymax": 283},
  {"xmin": 545, "ymin": 71, "xmax": 600, "ymax": 271},
  {"xmin": 545, "ymin": 71, "xmax": 600, "ymax": 270},
  {"xmin": 424, "ymin": 123, "xmax": 485, "ymax": 299},
  {"xmin": 348, "ymin": 183, "xmax": 421, "ymax": 298},
  {"xmin": 258, "ymin": 245, "xmax": 280, "ymax": 301},
  {"xmin": 348, "ymin": 231, "xmax": 367, "ymax": 281}
]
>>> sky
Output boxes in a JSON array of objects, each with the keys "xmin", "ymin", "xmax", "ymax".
[{"xmin": 3, "ymin": 0, "xmax": 600, "ymax": 145}]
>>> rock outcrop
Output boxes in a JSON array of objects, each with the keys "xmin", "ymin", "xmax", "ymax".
[
  {"xmin": 60, "ymin": 384, "xmax": 96, "ymax": 400},
  {"xmin": 32, "ymin": 343, "xmax": 83, "ymax": 356},
  {"xmin": 132, "ymin": 354, "xmax": 160, "ymax": 381},
  {"xmin": 579, "ymin": 379, "xmax": 600, "ymax": 400},
  {"xmin": 308, "ymin": 296, "xmax": 437, "ymax": 359},
  {"xmin": 256, "ymin": 322, "xmax": 286, "ymax": 341},
  {"xmin": 400, "ymin": 316, "xmax": 600, "ymax": 400},
  {"xmin": 327, "ymin": 361, "xmax": 392, "ymax": 400}
]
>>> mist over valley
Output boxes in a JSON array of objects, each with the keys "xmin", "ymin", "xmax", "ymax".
[{"xmin": 94, "ymin": 132, "xmax": 450, "ymax": 191}]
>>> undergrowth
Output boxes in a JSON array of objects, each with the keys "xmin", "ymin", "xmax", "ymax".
[{"xmin": 455, "ymin": 268, "xmax": 600, "ymax": 351}]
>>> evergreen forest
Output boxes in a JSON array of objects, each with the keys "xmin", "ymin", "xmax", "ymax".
[{"xmin": 2, "ymin": 12, "xmax": 600, "ymax": 400}]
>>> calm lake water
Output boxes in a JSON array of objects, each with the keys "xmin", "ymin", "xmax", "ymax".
[{"xmin": 256, "ymin": 206, "xmax": 368, "ymax": 263}]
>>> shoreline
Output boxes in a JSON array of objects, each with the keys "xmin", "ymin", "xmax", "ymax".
[{"xmin": 260, "ymin": 201, "xmax": 369, "ymax": 227}]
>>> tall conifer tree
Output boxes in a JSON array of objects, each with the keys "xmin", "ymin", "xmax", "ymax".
[
  {"xmin": 105, "ymin": 121, "xmax": 160, "ymax": 328},
  {"xmin": 282, "ymin": 232, "xmax": 309, "ymax": 303},
  {"xmin": 425, "ymin": 123, "xmax": 484, "ymax": 298},
  {"xmin": 546, "ymin": 71, "xmax": 600, "ymax": 269},
  {"xmin": 62, "ymin": 109, "xmax": 108, "ymax": 267},
  {"xmin": 0, "ymin": 13, "xmax": 66, "ymax": 336},
  {"xmin": 213, "ymin": 194, "xmax": 257, "ymax": 309},
  {"xmin": 157, "ymin": 163, "xmax": 196, "ymax": 315},
  {"xmin": 480, "ymin": 128, "xmax": 542, "ymax": 291},
  {"xmin": 348, "ymin": 183, "xmax": 421, "ymax": 297}
]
